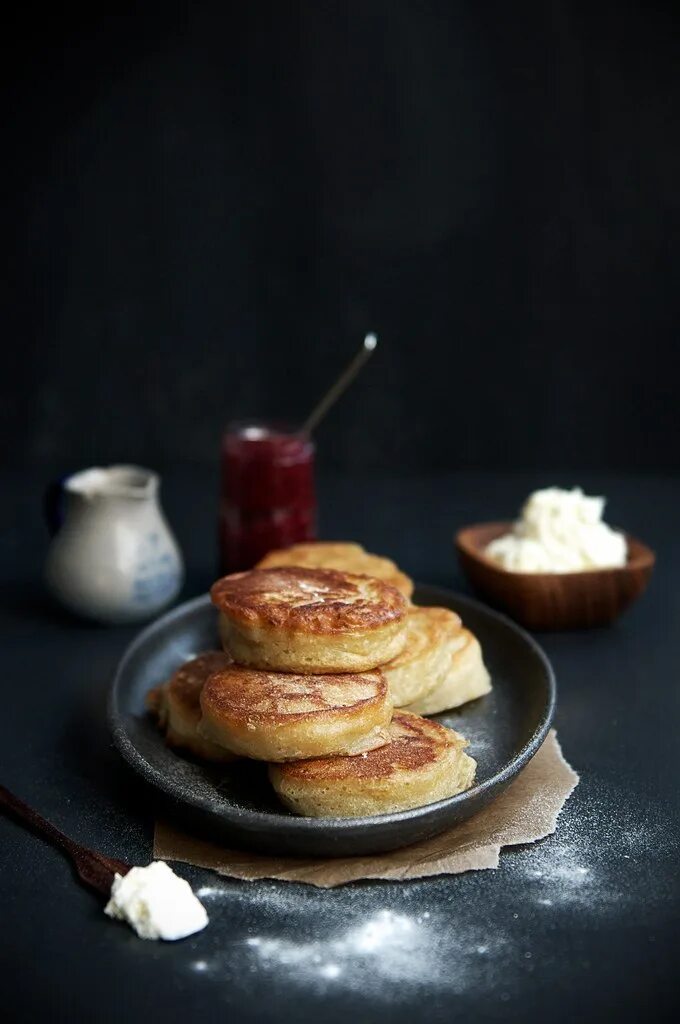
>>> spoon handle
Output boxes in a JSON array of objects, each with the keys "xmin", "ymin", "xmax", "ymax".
[
  {"xmin": 303, "ymin": 333, "xmax": 378, "ymax": 434},
  {"xmin": 0, "ymin": 783, "xmax": 130, "ymax": 897}
]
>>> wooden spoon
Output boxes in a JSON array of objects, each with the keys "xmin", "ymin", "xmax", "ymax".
[{"xmin": 0, "ymin": 783, "xmax": 130, "ymax": 897}]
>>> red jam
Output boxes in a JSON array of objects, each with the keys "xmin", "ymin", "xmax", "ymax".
[{"xmin": 219, "ymin": 423, "xmax": 316, "ymax": 572}]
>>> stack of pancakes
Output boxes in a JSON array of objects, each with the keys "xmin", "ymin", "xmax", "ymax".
[{"xmin": 148, "ymin": 542, "xmax": 491, "ymax": 818}]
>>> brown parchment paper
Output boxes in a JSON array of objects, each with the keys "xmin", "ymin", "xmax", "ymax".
[{"xmin": 154, "ymin": 730, "xmax": 578, "ymax": 887}]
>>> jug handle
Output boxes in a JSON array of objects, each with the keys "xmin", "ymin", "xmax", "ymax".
[{"xmin": 44, "ymin": 478, "xmax": 66, "ymax": 536}]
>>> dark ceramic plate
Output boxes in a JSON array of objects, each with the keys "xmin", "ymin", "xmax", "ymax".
[{"xmin": 108, "ymin": 586, "xmax": 555, "ymax": 857}]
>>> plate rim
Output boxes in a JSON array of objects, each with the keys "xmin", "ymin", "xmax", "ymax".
[{"xmin": 108, "ymin": 586, "xmax": 556, "ymax": 831}]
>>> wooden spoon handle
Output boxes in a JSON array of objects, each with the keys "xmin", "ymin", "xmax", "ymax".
[{"xmin": 0, "ymin": 783, "xmax": 130, "ymax": 896}]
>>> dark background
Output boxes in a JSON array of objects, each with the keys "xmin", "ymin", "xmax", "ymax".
[{"xmin": 2, "ymin": 0, "xmax": 679, "ymax": 474}]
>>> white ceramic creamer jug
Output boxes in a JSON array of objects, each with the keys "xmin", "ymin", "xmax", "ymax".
[{"xmin": 44, "ymin": 465, "xmax": 184, "ymax": 624}]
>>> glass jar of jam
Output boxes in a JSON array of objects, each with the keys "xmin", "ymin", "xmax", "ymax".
[{"xmin": 219, "ymin": 422, "xmax": 316, "ymax": 573}]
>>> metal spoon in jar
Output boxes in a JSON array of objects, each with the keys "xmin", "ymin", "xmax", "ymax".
[{"xmin": 303, "ymin": 333, "xmax": 378, "ymax": 434}]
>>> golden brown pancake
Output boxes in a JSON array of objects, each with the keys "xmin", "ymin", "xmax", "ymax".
[
  {"xmin": 404, "ymin": 629, "xmax": 491, "ymax": 715},
  {"xmin": 198, "ymin": 665, "xmax": 392, "ymax": 761},
  {"xmin": 257, "ymin": 542, "xmax": 414, "ymax": 599},
  {"xmin": 269, "ymin": 710, "xmax": 476, "ymax": 817},
  {"xmin": 382, "ymin": 606, "xmax": 464, "ymax": 707},
  {"xmin": 146, "ymin": 651, "xmax": 236, "ymax": 762},
  {"xmin": 211, "ymin": 567, "xmax": 408, "ymax": 673}
]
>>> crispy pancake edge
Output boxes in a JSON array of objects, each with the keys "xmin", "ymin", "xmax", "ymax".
[
  {"xmin": 256, "ymin": 542, "xmax": 414, "ymax": 598},
  {"xmin": 211, "ymin": 566, "xmax": 408, "ymax": 634},
  {"xmin": 273, "ymin": 711, "xmax": 464, "ymax": 782},
  {"xmin": 165, "ymin": 651, "xmax": 234, "ymax": 716},
  {"xmin": 200, "ymin": 665, "xmax": 389, "ymax": 725}
]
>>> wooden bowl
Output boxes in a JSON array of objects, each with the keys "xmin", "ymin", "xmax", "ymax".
[{"xmin": 455, "ymin": 522, "xmax": 655, "ymax": 630}]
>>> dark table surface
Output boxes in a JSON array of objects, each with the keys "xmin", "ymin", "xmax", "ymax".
[{"xmin": 1, "ymin": 468, "xmax": 679, "ymax": 1023}]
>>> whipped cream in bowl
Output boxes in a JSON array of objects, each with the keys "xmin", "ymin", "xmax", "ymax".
[
  {"xmin": 484, "ymin": 488, "xmax": 627, "ymax": 574},
  {"xmin": 456, "ymin": 488, "xmax": 653, "ymax": 629}
]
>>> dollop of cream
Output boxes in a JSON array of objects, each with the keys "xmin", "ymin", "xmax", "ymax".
[
  {"xmin": 485, "ymin": 487, "xmax": 627, "ymax": 573},
  {"xmin": 104, "ymin": 861, "xmax": 208, "ymax": 941}
]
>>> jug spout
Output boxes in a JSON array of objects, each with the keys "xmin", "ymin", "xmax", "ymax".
[{"xmin": 65, "ymin": 465, "xmax": 158, "ymax": 501}]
